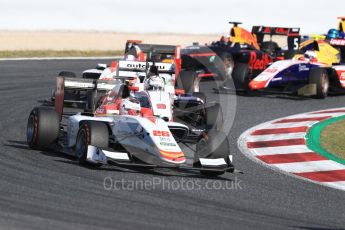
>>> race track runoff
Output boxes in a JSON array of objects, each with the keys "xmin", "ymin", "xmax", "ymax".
[{"xmin": 0, "ymin": 59, "xmax": 345, "ymax": 230}]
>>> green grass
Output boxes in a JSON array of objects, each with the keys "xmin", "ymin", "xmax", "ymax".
[
  {"xmin": 0, "ymin": 50, "xmax": 123, "ymax": 58},
  {"xmin": 321, "ymin": 119, "xmax": 345, "ymax": 160}
]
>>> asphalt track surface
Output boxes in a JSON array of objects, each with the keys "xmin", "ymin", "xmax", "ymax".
[{"xmin": 1, "ymin": 59, "xmax": 345, "ymax": 230}]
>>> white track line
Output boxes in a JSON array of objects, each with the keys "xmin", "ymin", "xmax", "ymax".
[
  {"xmin": 322, "ymin": 181, "xmax": 345, "ymax": 190},
  {"xmin": 249, "ymin": 145, "xmax": 311, "ymax": 156},
  {"xmin": 259, "ymin": 121, "xmax": 318, "ymax": 129},
  {"xmin": 284, "ymin": 113, "xmax": 339, "ymax": 118},
  {"xmin": 274, "ymin": 160, "xmax": 345, "ymax": 173},
  {"xmin": 246, "ymin": 133, "xmax": 306, "ymax": 142}
]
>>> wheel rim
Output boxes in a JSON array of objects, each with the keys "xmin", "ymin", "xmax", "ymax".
[
  {"xmin": 76, "ymin": 129, "xmax": 87, "ymax": 159},
  {"xmin": 27, "ymin": 114, "xmax": 35, "ymax": 143}
]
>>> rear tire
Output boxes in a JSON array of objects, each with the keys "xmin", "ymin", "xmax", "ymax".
[
  {"xmin": 309, "ymin": 68, "xmax": 329, "ymax": 99},
  {"xmin": 27, "ymin": 107, "xmax": 60, "ymax": 150},
  {"xmin": 75, "ymin": 121, "xmax": 109, "ymax": 166},
  {"xmin": 176, "ymin": 70, "xmax": 199, "ymax": 93},
  {"xmin": 196, "ymin": 130, "xmax": 230, "ymax": 177},
  {"xmin": 232, "ymin": 63, "xmax": 250, "ymax": 92}
]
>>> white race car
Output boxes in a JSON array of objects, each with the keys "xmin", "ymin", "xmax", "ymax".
[{"xmin": 27, "ymin": 66, "xmax": 234, "ymax": 176}]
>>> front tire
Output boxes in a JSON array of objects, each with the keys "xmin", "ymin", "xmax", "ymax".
[
  {"xmin": 27, "ymin": 107, "xmax": 60, "ymax": 150},
  {"xmin": 309, "ymin": 68, "xmax": 329, "ymax": 99},
  {"xmin": 75, "ymin": 121, "xmax": 109, "ymax": 166}
]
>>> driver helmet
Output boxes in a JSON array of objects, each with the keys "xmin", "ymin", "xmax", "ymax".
[
  {"xmin": 125, "ymin": 54, "xmax": 136, "ymax": 61},
  {"xmin": 148, "ymin": 65, "xmax": 159, "ymax": 76},
  {"xmin": 120, "ymin": 97, "xmax": 141, "ymax": 115},
  {"xmin": 327, "ymin": 28, "xmax": 340, "ymax": 39},
  {"xmin": 304, "ymin": 50, "xmax": 317, "ymax": 61},
  {"xmin": 144, "ymin": 75, "xmax": 165, "ymax": 91}
]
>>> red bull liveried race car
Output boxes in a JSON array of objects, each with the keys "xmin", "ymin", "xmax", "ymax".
[{"xmin": 180, "ymin": 22, "xmax": 300, "ymax": 93}]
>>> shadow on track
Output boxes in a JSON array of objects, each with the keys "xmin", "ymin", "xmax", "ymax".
[
  {"xmin": 294, "ymin": 226, "xmax": 345, "ymax": 230},
  {"xmin": 7, "ymin": 139, "xmax": 232, "ymax": 181}
]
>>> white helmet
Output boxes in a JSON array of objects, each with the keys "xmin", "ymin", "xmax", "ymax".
[
  {"xmin": 304, "ymin": 50, "xmax": 317, "ymax": 60},
  {"xmin": 144, "ymin": 75, "xmax": 165, "ymax": 91},
  {"xmin": 120, "ymin": 97, "xmax": 141, "ymax": 115},
  {"xmin": 125, "ymin": 54, "xmax": 136, "ymax": 61}
]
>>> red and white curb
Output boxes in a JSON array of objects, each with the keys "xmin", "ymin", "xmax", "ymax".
[{"xmin": 238, "ymin": 108, "xmax": 345, "ymax": 191}]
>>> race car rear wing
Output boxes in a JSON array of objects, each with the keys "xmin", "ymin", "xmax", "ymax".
[
  {"xmin": 125, "ymin": 40, "xmax": 177, "ymax": 55},
  {"xmin": 117, "ymin": 60, "xmax": 175, "ymax": 74},
  {"xmin": 252, "ymin": 26, "xmax": 301, "ymax": 50},
  {"xmin": 54, "ymin": 77, "xmax": 124, "ymax": 119},
  {"xmin": 62, "ymin": 77, "xmax": 120, "ymax": 90},
  {"xmin": 124, "ymin": 40, "xmax": 181, "ymax": 77}
]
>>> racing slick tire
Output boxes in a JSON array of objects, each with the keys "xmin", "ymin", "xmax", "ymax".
[
  {"xmin": 27, "ymin": 107, "xmax": 60, "ymax": 150},
  {"xmin": 196, "ymin": 130, "xmax": 231, "ymax": 176},
  {"xmin": 75, "ymin": 121, "xmax": 109, "ymax": 167},
  {"xmin": 232, "ymin": 63, "xmax": 250, "ymax": 92},
  {"xmin": 58, "ymin": 71, "xmax": 77, "ymax": 78},
  {"xmin": 176, "ymin": 70, "xmax": 199, "ymax": 93},
  {"xmin": 205, "ymin": 103, "xmax": 223, "ymax": 131},
  {"xmin": 309, "ymin": 68, "xmax": 329, "ymax": 99}
]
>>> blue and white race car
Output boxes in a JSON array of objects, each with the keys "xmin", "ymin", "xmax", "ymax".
[{"xmin": 248, "ymin": 39, "xmax": 345, "ymax": 98}]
